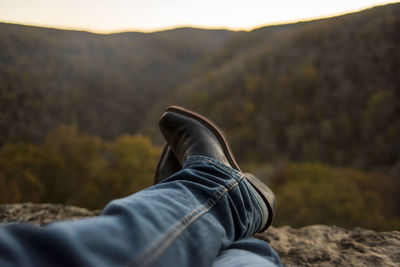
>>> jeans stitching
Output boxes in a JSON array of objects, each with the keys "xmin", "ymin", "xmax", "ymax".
[
  {"xmin": 184, "ymin": 156, "xmax": 242, "ymax": 178},
  {"xmin": 130, "ymin": 183, "xmax": 235, "ymax": 267},
  {"xmin": 225, "ymin": 177, "xmax": 242, "ymax": 190}
]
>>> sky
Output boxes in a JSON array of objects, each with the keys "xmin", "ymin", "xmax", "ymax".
[{"xmin": 0, "ymin": 0, "xmax": 397, "ymax": 33}]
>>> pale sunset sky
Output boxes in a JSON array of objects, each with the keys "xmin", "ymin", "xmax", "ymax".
[{"xmin": 0, "ymin": 0, "xmax": 396, "ymax": 33}]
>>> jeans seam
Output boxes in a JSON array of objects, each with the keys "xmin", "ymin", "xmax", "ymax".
[
  {"xmin": 129, "ymin": 183, "xmax": 235, "ymax": 267},
  {"xmin": 184, "ymin": 156, "xmax": 242, "ymax": 179}
]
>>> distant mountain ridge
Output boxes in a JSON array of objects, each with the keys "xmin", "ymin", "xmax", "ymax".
[
  {"xmin": 0, "ymin": 23, "xmax": 234, "ymax": 142},
  {"xmin": 1, "ymin": 3, "xmax": 399, "ymax": 170}
]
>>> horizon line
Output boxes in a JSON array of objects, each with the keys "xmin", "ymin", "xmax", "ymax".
[{"xmin": 0, "ymin": 2, "xmax": 397, "ymax": 35}]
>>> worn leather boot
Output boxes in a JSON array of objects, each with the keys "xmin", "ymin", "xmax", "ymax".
[
  {"xmin": 159, "ymin": 106, "xmax": 239, "ymax": 167},
  {"xmin": 158, "ymin": 105, "xmax": 276, "ymax": 231}
]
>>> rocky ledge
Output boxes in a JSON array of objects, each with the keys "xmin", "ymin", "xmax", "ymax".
[{"xmin": 1, "ymin": 203, "xmax": 399, "ymax": 266}]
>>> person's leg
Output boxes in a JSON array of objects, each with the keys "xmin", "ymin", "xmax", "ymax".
[
  {"xmin": 212, "ymin": 237, "xmax": 283, "ymax": 267},
  {"xmin": 0, "ymin": 156, "xmax": 271, "ymax": 267}
]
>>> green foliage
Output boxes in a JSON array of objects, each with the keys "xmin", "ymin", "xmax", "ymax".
[
  {"xmin": 267, "ymin": 163, "xmax": 400, "ymax": 231},
  {"xmin": 0, "ymin": 143, "xmax": 43, "ymax": 203},
  {"xmin": 99, "ymin": 134, "xmax": 160, "ymax": 206},
  {"xmin": 0, "ymin": 125, "xmax": 160, "ymax": 209}
]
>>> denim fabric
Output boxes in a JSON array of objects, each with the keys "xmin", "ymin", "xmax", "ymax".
[
  {"xmin": 213, "ymin": 237, "xmax": 282, "ymax": 267},
  {"xmin": 0, "ymin": 156, "xmax": 282, "ymax": 267}
]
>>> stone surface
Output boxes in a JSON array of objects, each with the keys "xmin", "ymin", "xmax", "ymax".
[
  {"xmin": 256, "ymin": 225, "xmax": 400, "ymax": 266},
  {"xmin": 0, "ymin": 202, "xmax": 100, "ymax": 226},
  {"xmin": 1, "ymin": 203, "xmax": 399, "ymax": 266}
]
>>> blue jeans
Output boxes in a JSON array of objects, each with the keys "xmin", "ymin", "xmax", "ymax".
[{"xmin": 0, "ymin": 156, "xmax": 282, "ymax": 267}]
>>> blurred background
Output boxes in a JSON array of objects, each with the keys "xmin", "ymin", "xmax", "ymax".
[{"xmin": 0, "ymin": 1, "xmax": 399, "ymax": 231}]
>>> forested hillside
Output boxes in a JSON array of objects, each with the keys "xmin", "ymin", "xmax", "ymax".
[
  {"xmin": 1, "ymin": 3, "xmax": 399, "ymax": 230},
  {"xmin": 174, "ymin": 3, "xmax": 400, "ymax": 171},
  {"xmin": 0, "ymin": 24, "xmax": 234, "ymax": 142}
]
